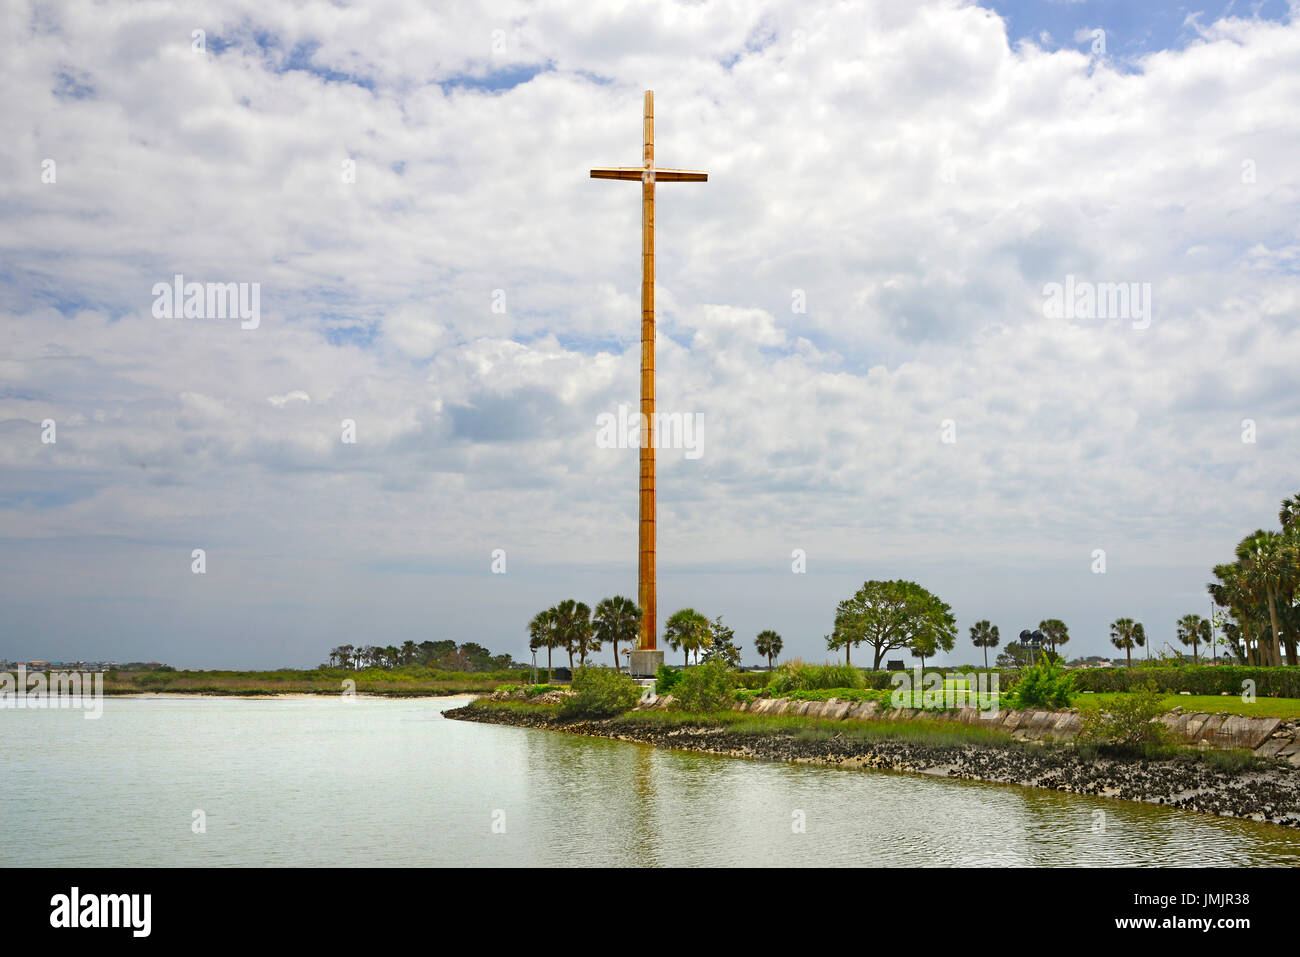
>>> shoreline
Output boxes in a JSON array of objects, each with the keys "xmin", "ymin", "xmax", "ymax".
[
  {"xmin": 446, "ymin": 700, "xmax": 1300, "ymax": 829},
  {"xmin": 98, "ymin": 690, "xmax": 481, "ymax": 700}
]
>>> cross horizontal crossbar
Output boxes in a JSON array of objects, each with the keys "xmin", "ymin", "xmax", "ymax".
[{"xmin": 589, "ymin": 167, "xmax": 708, "ymax": 182}]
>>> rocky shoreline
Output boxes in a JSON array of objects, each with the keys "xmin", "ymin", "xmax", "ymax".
[{"xmin": 445, "ymin": 702, "xmax": 1300, "ymax": 828}]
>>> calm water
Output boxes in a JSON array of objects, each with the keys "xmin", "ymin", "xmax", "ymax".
[{"xmin": 3, "ymin": 695, "xmax": 1299, "ymax": 867}]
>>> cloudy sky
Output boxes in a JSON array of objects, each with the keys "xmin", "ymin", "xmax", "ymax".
[{"xmin": 3, "ymin": 0, "xmax": 1297, "ymax": 668}]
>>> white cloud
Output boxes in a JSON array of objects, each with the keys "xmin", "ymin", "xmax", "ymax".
[
  {"xmin": 268, "ymin": 390, "xmax": 311, "ymax": 407},
  {"xmin": 2, "ymin": 0, "xmax": 1298, "ymax": 666}
]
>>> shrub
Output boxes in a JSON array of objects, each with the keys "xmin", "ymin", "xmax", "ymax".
[
  {"xmin": 671, "ymin": 660, "xmax": 737, "ymax": 713},
  {"xmin": 559, "ymin": 667, "xmax": 642, "ymax": 719},
  {"xmin": 655, "ymin": 664, "xmax": 683, "ymax": 696},
  {"xmin": 134, "ymin": 673, "xmax": 174, "ymax": 688},
  {"xmin": 1077, "ymin": 683, "xmax": 1172, "ymax": 750},
  {"xmin": 1006, "ymin": 657, "xmax": 1075, "ymax": 710},
  {"xmin": 767, "ymin": 661, "xmax": 866, "ymax": 695}
]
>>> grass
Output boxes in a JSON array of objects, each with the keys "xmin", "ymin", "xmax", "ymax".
[
  {"xmin": 469, "ymin": 699, "xmax": 1277, "ymax": 768},
  {"xmin": 474, "ymin": 699, "xmax": 558, "ymax": 717},
  {"xmin": 606, "ymin": 707, "xmax": 1019, "ymax": 747},
  {"xmin": 1084, "ymin": 693, "xmax": 1300, "ymax": 720},
  {"xmin": 764, "ymin": 686, "xmax": 1300, "ymax": 720},
  {"xmin": 1072, "ymin": 739, "xmax": 1266, "ymax": 771},
  {"xmin": 99, "ymin": 666, "xmax": 524, "ymax": 697},
  {"xmin": 757, "ymin": 686, "xmax": 999, "ymax": 710}
]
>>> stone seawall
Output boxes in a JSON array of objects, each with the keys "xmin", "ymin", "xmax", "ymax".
[{"xmin": 642, "ymin": 694, "xmax": 1300, "ymax": 764}]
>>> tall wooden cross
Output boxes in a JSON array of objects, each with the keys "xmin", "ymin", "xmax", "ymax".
[{"xmin": 591, "ymin": 90, "xmax": 707, "ymax": 659}]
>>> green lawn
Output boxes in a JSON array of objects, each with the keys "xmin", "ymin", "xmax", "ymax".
[
  {"xmin": 1082, "ymin": 693, "xmax": 1300, "ymax": 720},
  {"xmin": 879, "ymin": 690, "xmax": 1300, "ymax": 719}
]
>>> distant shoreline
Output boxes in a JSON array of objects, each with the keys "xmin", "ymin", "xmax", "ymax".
[
  {"xmin": 100, "ymin": 690, "xmax": 482, "ymax": 700},
  {"xmin": 36, "ymin": 665, "xmax": 534, "ymax": 698}
]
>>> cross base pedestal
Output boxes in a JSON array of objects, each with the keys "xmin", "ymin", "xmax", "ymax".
[{"xmin": 629, "ymin": 649, "xmax": 665, "ymax": 678}]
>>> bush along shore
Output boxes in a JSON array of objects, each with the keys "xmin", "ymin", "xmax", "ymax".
[{"xmin": 446, "ymin": 680, "xmax": 1300, "ymax": 828}]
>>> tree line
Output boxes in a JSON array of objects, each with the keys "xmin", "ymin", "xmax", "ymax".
[
  {"xmin": 827, "ymin": 584, "xmax": 1256, "ymax": 670},
  {"xmin": 326, "ymin": 640, "xmax": 515, "ymax": 672},
  {"xmin": 527, "ymin": 597, "xmax": 787, "ymax": 677},
  {"xmin": 522, "ymin": 489, "xmax": 1300, "ymax": 678}
]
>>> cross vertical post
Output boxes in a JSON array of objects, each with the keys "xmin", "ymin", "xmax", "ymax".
[
  {"xmin": 590, "ymin": 91, "xmax": 707, "ymax": 671},
  {"xmin": 640, "ymin": 90, "xmax": 656, "ymax": 660}
]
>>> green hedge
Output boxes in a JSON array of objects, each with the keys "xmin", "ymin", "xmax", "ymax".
[
  {"xmin": 855, "ymin": 666, "xmax": 1300, "ymax": 698},
  {"xmin": 752, "ymin": 665, "xmax": 1300, "ymax": 698},
  {"xmin": 859, "ymin": 668, "xmax": 968, "ymax": 690},
  {"xmin": 1068, "ymin": 666, "xmax": 1300, "ymax": 697}
]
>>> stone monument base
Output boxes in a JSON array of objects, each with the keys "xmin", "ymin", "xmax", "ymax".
[{"xmin": 629, "ymin": 649, "xmax": 665, "ymax": 678}]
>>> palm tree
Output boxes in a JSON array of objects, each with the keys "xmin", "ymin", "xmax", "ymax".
[
  {"xmin": 1176, "ymin": 613, "xmax": 1210, "ymax": 664},
  {"xmin": 1235, "ymin": 529, "xmax": 1293, "ymax": 666},
  {"xmin": 1273, "ymin": 493, "xmax": 1300, "ymax": 665},
  {"xmin": 1038, "ymin": 619, "xmax": 1068, "ymax": 656},
  {"xmin": 690, "ymin": 614, "xmax": 713, "ymax": 664},
  {"xmin": 594, "ymin": 596, "xmax": 641, "ymax": 671},
  {"xmin": 1280, "ymin": 492, "xmax": 1300, "ymax": 532},
  {"xmin": 400, "ymin": 640, "xmax": 418, "ymax": 665},
  {"xmin": 553, "ymin": 600, "xmax": 594, "ymax": 672},
  {"xmin": 1209, "ymin": 563, "xmax": 1259, "ymax": 664},
  {"xmin": 969, "ymin": 620, "xmax": 999, "ymax": 670},
  {"xmin": 573, "ymin": 603, "xmax": 598, "ymax": 666},
  {"xmin": 826, "ymin": 626, "xmax": 856, "ymax": 667},
  {"xmin": 529, "ymin": 607, "xmax": 558, "ymax": 682},
  {"xmin": 553, "ymin": 600, "xmax": 577, "ymax": 673},
  {"xmin": 754, "ymin": 630, "xmax": 783, "ymax": 671},
  {"xmin": 664, "ymin": 608, "xmax": 709, "ymax": 666},
  {"xmin": 1109, "ymin": 618, "xmax": 1145, "ymax": 668}
]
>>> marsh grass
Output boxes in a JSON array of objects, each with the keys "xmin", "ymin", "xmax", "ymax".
[
  {"xmin": 1073, "ymin": 739, "xmax": 1266, "ymax": 771},
  {"xmin": 475, "ymin": 699, "xmax": 557, "ymax": 718},
  {"xmin": 102, "ymin": 666, "xmax": 523, "ymax": 697},
  {"xmin": 614, "ymin": 709, "xmax": 1019, "ymax": 748}
]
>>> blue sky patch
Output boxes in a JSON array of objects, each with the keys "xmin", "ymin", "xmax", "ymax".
[
  {"xmin": 439, "ymin": 62, "xmax": 555, "ymax": 94},
  {"xmin": 980, "ymin": 0, "xmax": 1292, "ymax": 56},
  {"xmin": 52, "ymin": 68, "xmax": 94, "ymax": 100}
]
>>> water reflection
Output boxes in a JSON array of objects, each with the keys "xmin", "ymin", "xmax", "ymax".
[
  {"xmin": 511, "ymin": 723, "xmax": 1300, "ymax": 867},
  {"xmin": 2, "ymin": 696, "xmax": 1297, "ymax": 867}
]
